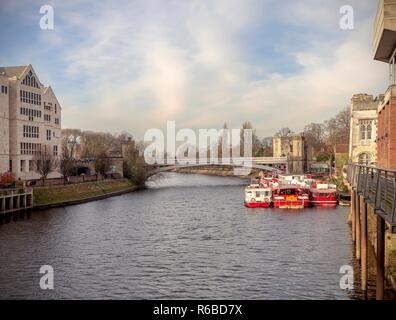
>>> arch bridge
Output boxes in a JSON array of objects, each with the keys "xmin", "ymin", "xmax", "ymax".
[{"xmin": 146, "ymin": 157, "xmax": 288, "ymax": 179}]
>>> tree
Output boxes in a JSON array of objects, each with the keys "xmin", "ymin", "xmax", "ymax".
[
  {"xmin": 303, "ymin": 123, "xmax": 326, "ymax": 152},
  {"xmin": 33, "ymin": 146, "xmax": 58, "ymax": 179},
  {"xmin": 123, "ymin": 141, "xmax": 151, "ymax": 186},
  {"xmin": 81, "ymin": 131, "xmax": 115, "ymax": 159},
  {"xmin": 240, "ymin": 121, "xmax": 261, "ymax": 157},
  {"xmin": 94, "ymin": 152, "xmax": 111, "ymax": 176},
  {"xmin": 59, "ymin": 134, "xmax": 79, "ymax": 177},
  {"xmin": 324, "ymin": 107, "xmax": 350, "ymax": 151},
  {"xmin": 276, "ymin": 127, "xmax": 294, "ymax": 138}
]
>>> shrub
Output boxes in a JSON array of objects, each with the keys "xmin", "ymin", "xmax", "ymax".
[{"xmin": 0, "ymin": 172, "xmax": 15, "ymax": 185}]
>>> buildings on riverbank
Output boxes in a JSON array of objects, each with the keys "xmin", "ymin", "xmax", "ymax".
[
  {"xmin": 374, "ymin": 0, "xmax": 396, "ymax": 169},
  {"xmin": 0, "ymin": 65, "xmax": 62, "ymax": 179},
  {"xmin": 349, "ymin": 94, "xmax": 379, "ymax": 165},
  {"xmin": 273, "ymin": 133, "xmax": 312, "ymax": 174}
]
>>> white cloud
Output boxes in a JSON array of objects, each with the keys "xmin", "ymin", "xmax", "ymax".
[{"xmin": 44, "ymin": 0, "xmax": 388, "ymax": 139}]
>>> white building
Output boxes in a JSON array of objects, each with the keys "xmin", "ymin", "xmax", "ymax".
[
  {"xmin": 349, "ymin": 94, "xmax": 379, "ymax": 164},
  {"xmin": 0, "ymin": 65, "xmax": 62, "ymax": 179}
]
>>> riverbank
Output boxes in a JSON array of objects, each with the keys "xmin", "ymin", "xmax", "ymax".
[
  {"xmin": 174, "ymin": 166, "xmax": 258, "ymax": 178},
  {"xmin": 33, "ymin": 179, "xmax": 141, "ymax": 209}
]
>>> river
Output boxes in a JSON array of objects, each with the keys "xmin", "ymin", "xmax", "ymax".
[{"xmin": 0, "ymin": 173, "xmax": 369, "ymax": 299}]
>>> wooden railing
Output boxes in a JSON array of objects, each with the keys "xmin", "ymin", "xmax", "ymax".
[{"xmin": 347, "ymin": 163, "xmax": 396, "ymax": 233}]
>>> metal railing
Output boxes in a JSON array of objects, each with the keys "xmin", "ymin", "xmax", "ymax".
[
  {"xmin": 347, "ymin": 163, "xmax": 396, "ymax": 233},
  {"xmin": 0, "ymin": 188, "xmax": 33, "ymax": 197}
]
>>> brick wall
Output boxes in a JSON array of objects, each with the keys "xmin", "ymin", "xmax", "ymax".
[{"xmin": 377, "ymin": 98, "xmax": 396, "ymax": 169}]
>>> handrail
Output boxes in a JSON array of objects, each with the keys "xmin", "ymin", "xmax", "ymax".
[
  {"xmin": 347, "ymin": 162, "xmax": 396, "ymax": 233},
  {"xmin": 0, "ymin": 188, "xmax": 33, "ymax": 197}
]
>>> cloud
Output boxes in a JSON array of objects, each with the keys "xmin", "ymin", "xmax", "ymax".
[{"xmin": 0, "ymin": 0, "xmax": 388, "ymax": 139}]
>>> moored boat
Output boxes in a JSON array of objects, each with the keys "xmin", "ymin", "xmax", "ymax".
[
  {"xmin": 244, "ymin": 180, "xmax": 272, "ymax": 208},
  {"xmin": 272, "ymin": 186, "xmax": 310, "ymax": 209},
  {"xmin": 309, "ymin": 181, "xmax": 338, "ymax": 206}
]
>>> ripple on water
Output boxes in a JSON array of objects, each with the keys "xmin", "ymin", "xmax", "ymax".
[{"xmin": 0, "ymin": 173, "xmax": 360, "ymax": 299}]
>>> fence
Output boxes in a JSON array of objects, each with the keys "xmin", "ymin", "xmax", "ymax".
[
  {"xmin": 26, "ymin": 173, "xmax": 123, "ymax": 187},
  {"xmin": 347, "ymin": 163, "xmax": 396, "ymax": 233}
]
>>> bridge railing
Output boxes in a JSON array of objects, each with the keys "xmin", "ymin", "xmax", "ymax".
[
  {"xmin": 150, "ymin": 157, "xmax": 288, "ymax": 165},
  {"xmin": 347, "ymin": 163, "xmax": 396, "ymax": 232}
]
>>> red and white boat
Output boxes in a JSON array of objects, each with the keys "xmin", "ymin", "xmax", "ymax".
[
  {"xmin": 310, "ymin": 181, "xmax": 338, "ymax": 206},
  {"xmin": 272, "ymin": 186, "xmax": 310, "ymax": 209},
  {"xmin": 244, "ymin": 180, "xmax": 272, "ymax": 208}
]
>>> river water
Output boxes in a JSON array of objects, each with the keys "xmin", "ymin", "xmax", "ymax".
[{"xmin": 0, "ymin": 173, "xmax": 368, "ymax": 299}]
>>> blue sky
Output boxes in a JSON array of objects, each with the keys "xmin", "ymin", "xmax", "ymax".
[{"xmin": 0, "ymin": 0, "xmax": 388, "ymax": 138}]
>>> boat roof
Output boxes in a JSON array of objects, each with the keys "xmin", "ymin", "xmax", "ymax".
[
  {"xmin": 277, "ymin": 185, "xmax": 307, "ymax": 190},
  {"xmin": 310, "ymin": 188, "xmax": 337, "ymax": 192}
]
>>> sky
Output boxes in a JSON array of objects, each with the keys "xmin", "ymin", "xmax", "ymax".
[{"xmin": 0, "ymin": 0, "xmax": 389, "ymax": 139}]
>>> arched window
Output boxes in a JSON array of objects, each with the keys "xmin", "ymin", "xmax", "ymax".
[
  {"xmin": 360, "ymin": 123, "xmax": 366, "ymax": 140},
  {"xmin": 22, "ymin": 70, "xmax": 39, "ymax": 88}
]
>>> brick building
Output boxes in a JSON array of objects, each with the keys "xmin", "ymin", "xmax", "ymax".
[{"xmin": 374, "ymin": 0, "xmax": 396, "ymax": 169}]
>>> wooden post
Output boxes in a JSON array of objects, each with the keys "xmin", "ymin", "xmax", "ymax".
[
  {"xmin": 376, "ymin": 215, "xmax": 385, "ymax": 300},
  {"xmin": 361, "ymin": 197, "xmax": 367, "ymax": 292},
  {"xmin": 351, "ymin": 191, "xmax": 356, "ymax": 242},
  {"xmin": 355, "ymin": 191, "xmax": 361, "ymax": 260}
]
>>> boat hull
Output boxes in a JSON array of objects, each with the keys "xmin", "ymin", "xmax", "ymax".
[
  {"xmin": 244, "ymin": 201, "xmax": 271, "ymax": 208},
  {"xmin": 310, "ymin": 200, "xmax": 338, "ymax": 206}
]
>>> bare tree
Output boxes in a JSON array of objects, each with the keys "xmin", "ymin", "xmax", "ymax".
[
  {"xmin": 94, "ymin": 152, "xmax": 111, "ymax": 176},
  {"xmin": 240, "ymin": 121, "xmax": 261, "ymax": 157},
  {"xmin": 324, "ymin": 107, "xmax": 350, "ymax": 151},
  {"xmin": 304, "ymin": 123, "xmax": 326, "ymax": 152},
  {"xmin": 59, "ymin": 136, "xmax": 77, "ymax": 178},
  {"xmin": 276, "ymin": 127, "xmax": 294, "ymax": 138},
  {"xmin": 33, "ymin": 146, "xmax": 59, "ymax": 179},
  {"xmin": 81, "ymin": 131, "xmax": 115, "ymax": 159}
]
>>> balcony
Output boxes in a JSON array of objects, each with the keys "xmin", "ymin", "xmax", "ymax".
[{"xmin": 373, "ymin": 0, "xmax": 396, "ymax": 62}]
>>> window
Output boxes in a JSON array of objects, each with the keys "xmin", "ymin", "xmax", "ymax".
[
  {"xmin": 55, "ymin": 118, "xmax": 59, "ymax": 125},
  {"xmin": 367, "ymin": 124, "xmax": 372, "ymax": 140},
  {"xmin": 1, "ymin": 85, "xmax": 7, "ymax": 94},
  {"xmin": 359, "ymin": 120, "xmax": 374, "ymax": 141},
  {"xmin": 46, "ymin": 129, "xmax": 51, "ymax": 141},
  {"xmin": 53, "ymin": 145, "xmax": 58, "ymax": 156},
  {"xmin": 358, "ymin": 153, "xmax": 372, "ymax": 165},
  {"xmin": 23, "ymin": 125, "xmax": 39, "ymax": 138},
  {"xmin": 22, "ymin": 71, "xmax": 40, "ymax": 89},
  {"xmin": 20, "ymin": 90, "xmax": 41, "ymax": 105},
  {"xmin": 20, "ymin": 160, "xmax": 25, "ymax": 172}
]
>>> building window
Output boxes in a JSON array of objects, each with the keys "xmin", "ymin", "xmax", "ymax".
[
  {"xmin": 20, "ymin": 90, "xmax": 41, "ymax": 105},
  {"xmin": 53, "ymin": 145, "xmax": 58, "ymax": 156},
  {"xmin": 367, "ymin": 124, "xmax": 372, "ymax": 140},
  {"xmin": 22, "ymin": 71, "xmax": 40, "ymax": 89},
  {"xmin": 55, "ymin": 118, "xmax": 59, "ymax": 125},
  {"xmin": 23, "ymin": 125, "xmax": 39, "ymax": 138},
  {"xmin": 46, "ymin": 129, "xmax": 51, "ymax": 141},
  {"xmin": 20, "ymin": 160, "xmax": 25, "ymax": 172},
  {"xmin": 359, "ymin": 120, "xmax": 374, "ymax": 141},
  {"xmin": 1, "ymin": 85, "xmax": 7, "ymax": 94},
  {"xmin": 358, "ymin": 153, "xmax": 372, "ymax": 165},
  {"xmin": 9, "ymin": 160, "xmax": 12, "ymax": 172}
]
